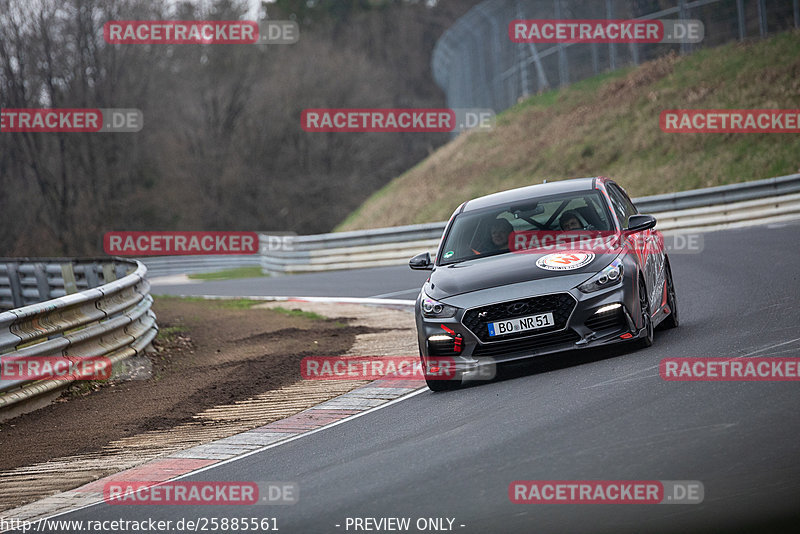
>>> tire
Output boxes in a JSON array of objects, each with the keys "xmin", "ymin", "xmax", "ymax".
[
  {"xmin": 425, "ymin": 376, "xmax": 461, "ymax": 391},
  {"xmin": 636, "ymin": 277, "xmax": 654, "ymax": 349},
  {"xmin": 658, "ymin": 261, "xmax": 679, "ymax": 329},
  {"xmin": 423, "ymin": 356, "xmax": 462, "ymax": 391}
]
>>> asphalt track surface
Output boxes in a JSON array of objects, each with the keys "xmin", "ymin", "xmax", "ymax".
[
  {"xmin": 53, "ymin": 222, "xmax": 800, "ymax": 533},
  {"xmin": 150, "ymin": 265, "xmax": 430, "ymax": 300}
]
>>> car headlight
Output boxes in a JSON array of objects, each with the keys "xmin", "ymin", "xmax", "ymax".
[
  {"xmin": 578, "ymin": 258, "xmax": 623, "ymax": 293},
  {"xmin": 420, "ymin": 294, "xmax": 458, "ymax": 318}
]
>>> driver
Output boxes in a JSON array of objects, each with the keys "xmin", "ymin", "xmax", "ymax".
[
  {"xmin": 473, "ymin": 218, "xmax": 513, "ymax": 255},
  {"xmin": 559, "ymin": 210, "xmax": 585, "ymax": 231}
]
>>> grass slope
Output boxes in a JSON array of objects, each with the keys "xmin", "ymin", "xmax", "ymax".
[{"xmin": 338, "ymin": 31, "xmax": 800, "ymax": 230}]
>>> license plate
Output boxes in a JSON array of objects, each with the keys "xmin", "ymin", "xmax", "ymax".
[{"xmin": 487, "ymin": 312, "xmax": 555, "ymax": 337}]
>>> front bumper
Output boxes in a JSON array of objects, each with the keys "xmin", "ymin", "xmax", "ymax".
[{"xmin": 415, "ymin": 278, "xmax": 643, "ymax": 379}]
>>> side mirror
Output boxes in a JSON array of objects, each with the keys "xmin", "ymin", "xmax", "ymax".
[
  {"xmin": 625, "ymin": 214, "xmax": 657, "ymax": 234},
  {"xmin": 409, "ymin": 252, "xmax": 433, "ymax": 270}
]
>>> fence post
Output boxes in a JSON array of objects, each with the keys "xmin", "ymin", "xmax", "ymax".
[
  {"xmin": 515, "ymin": 0, "xmax": 531, "ymax": 98},
  {"xmin": 477, "ymin": 4, "xmax": 503, "ymax": 109},
  {"xmin": 757, "ymin": 0, "xmax": 767, "ymax": 37},
  {"xmin": 555, "ymin": 0, "xmax": 569, "ymax": 86},
  {"xmin": 795, "ymin": 0, "xmax": 799, "ymax": 28},
  {"xmin": 606, "ymin": 0, "xmax": 617, "ymax": 70},
  {"xmin": 679, "ymin": 0, "xmax": 689, "ymax": 55},
  {"xmin": 737, "ymin": 0, "xmax": 746, "ymax": 40}
]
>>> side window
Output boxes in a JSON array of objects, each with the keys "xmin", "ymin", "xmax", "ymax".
[
  {"xmin": 617, "ymin": 184, "xmax": 638, "ymax": 217},
  {"xmin": 607, "ymin": 184, "xmax": 637, "ymax": 229},
  {"xmin": 606, "ymin": 186, "xmax": 628, "ymax": 228}
]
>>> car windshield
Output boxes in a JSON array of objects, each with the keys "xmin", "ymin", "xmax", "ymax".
[{"xmin": 438, "ymin": 190, "xmax": 613, "ymax": 265}]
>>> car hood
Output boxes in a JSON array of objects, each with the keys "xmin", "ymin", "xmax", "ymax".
[{"xmin": 426, "ymin": 251, "xmax": 619, "ymax": 301}]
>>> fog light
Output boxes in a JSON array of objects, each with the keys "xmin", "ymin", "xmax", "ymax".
[
  {"xmin": 428, "ymin": 333, "xmax": 463, "ymax": 355},
  {"xmin": 594, "ymin": 303, "xmax": 622, "ymax": 315}
]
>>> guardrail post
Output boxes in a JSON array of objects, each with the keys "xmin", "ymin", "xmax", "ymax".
[
  {"xmin": 85, "ymin": 262, "xmax": 100, "ymax": 288},
  {"xmin": 102, "ymin": 263, "xmax": 117, "ymax": 283},
  {"xmin": 7, "ymin": 263, "xmax": 24, "ymax": 309},
  {"xmin": 33, "ymin": 263, "xmax": 51, "ymax": 302},
  {"xmin": 61, "ymin": 263, "xmax": 78, "ymax": 295}
]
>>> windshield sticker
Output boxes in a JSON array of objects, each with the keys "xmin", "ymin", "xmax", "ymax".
[
  {"xmin": 443, "ymin": 250, "xmax": 455, "ymax": 259},
  {"xmin": 536, "ymin": 251, "xmax": 595, "ymax": 271}
]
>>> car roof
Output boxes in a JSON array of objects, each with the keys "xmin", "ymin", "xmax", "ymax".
[{"xmin": 461, "ymin": 177, "xmax": 599, "ymax": 213}]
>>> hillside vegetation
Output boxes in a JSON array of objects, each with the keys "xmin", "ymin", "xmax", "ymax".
[{"xmin": 338, "ymin": 31, "xmax": 800, "ymax": 230}]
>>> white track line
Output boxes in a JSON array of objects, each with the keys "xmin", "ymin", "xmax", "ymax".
[
  {"xmin": 39, "ymin": 360, "xmax": 427, "ymax": 521},
  {"xmin": 176, "ymin": 294, "xmax": 415, "ymax": 308}
]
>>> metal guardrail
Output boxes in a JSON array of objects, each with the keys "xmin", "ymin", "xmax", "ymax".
[
  {"xmin": 0, "ymin": 258, "xmax": 157, "ymax": 409},
  {"xmin": 629, "ymin": 173, "xmax": 800, "ymax": 212},
  {"xmin": 260, "ymin": 223, "xmax": 445, "ymax": 274},
  {"xmin": 260, "ymin": 174, "xmax": 800, "ymax": 274},
  {"xmin": 123, "ymin": 174, "xmax": 800, "ymax": 277},
  {"xmin": 141, "ymin": 255, "xmax": 261, "ymax": 279},
  {"xmin": 0, "ymin": 259, "xmax": 132, "ymax": 311}
]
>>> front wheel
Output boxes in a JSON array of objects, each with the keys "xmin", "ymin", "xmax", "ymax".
[
  {"xmin": 636, "ymin": 278, "xmax": 654, "ymax": 349},
  {"xmin": 658, "ymin": 262, "xmax": 679, "ymax": 329},
  {"xmin": 425, "ymin": 376, "xmax": 461, "ymax": 391},
  {"xmin": 423, "ymin": 357, "xmax": 461, "ymax": 391}
]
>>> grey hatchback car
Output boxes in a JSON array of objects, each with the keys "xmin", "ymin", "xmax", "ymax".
[{"xmin": 409, "ymin": 177, "xmax": 678, "ymax": 391}]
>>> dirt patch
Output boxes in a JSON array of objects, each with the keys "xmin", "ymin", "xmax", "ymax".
[{"xmin": 0, "ymin": 298, "xmax": 368, "ymax": 471}]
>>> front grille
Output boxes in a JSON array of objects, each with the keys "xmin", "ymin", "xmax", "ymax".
[
  {"xmin": 585, "ymin": 308, "xmax": 626, "ymax": 332},
  {"xmin": 462, "ymin": 293, "xmax": 576, "ymax": 342},
  {"xmin": 472, "ymin": 329, "xmax": 580, "ymax": 357}
]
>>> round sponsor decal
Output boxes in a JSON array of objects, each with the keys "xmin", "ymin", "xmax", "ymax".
[
  {"xmin": 443, "ymin": 250, "xmax": 455, "ymax": 259},
  {"xmin": 536, "ymin": 251, "xmax": 595, "ymax": 271}
]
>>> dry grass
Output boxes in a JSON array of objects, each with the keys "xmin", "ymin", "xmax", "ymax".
[{"xmin": 339, "ymin": 31, "xmax": 800, "ymax": 230}]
